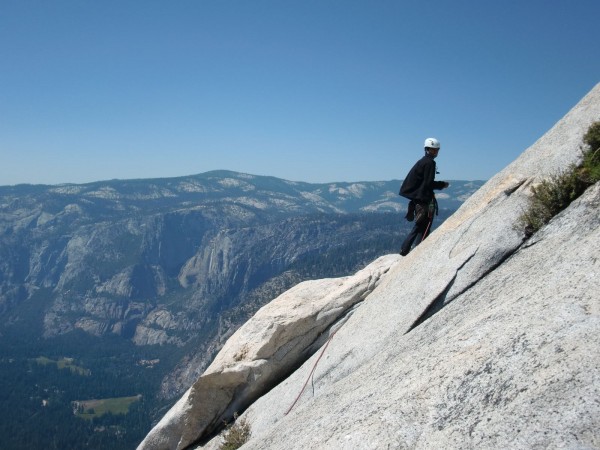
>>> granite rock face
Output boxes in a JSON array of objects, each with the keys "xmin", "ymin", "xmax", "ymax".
[
  {"xmin": 235, "ymin": 84, "xmax": 600, "ymax": 449},
  {"xmin": 140, "ymin": 83, "xmax": 600, "ymax": 450},
  {"xmin": 137, "ymin": 255, "xmax": 400, "ymax": 450},
  {"xmin": 236, "ymin": 181, "xmax": 600, "ymax": 450}
]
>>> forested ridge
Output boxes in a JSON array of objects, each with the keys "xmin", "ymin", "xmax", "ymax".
[{"xmin": 0, "ymin": 304, "xmax": 187, "ymax": 450}]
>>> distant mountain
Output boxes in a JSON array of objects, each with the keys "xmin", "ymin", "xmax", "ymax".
[
  {"xmin": 0, "ymin": 171, "xmax": 483, "ymax": 449},
  {"xmin": 0, "ymin": 169, "xmax": 482, "ymax": 214}
]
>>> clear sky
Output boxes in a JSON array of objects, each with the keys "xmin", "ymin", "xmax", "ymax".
[{"xmin": 1, "ymin": 0, "xmax": 599, "ymax": 186}]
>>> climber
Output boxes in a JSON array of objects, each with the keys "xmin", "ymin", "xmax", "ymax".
[{"xmin": 398, "ymin": 137, "xmax": 449, "ymax": 256}]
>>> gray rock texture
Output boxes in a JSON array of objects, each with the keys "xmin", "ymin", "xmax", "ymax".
[
  {"xmin": 233, "ymin": 180, "xmax": 600, "ymax": 450},
  {"xmin": 141, "ymin": 83, "xmax": 600, "ymax": 449},
  {"xmin": 137, "ymin": 255, "xmax": 400, "ymax": 450}
]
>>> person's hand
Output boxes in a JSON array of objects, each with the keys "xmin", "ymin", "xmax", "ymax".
[{"xmin": 443, "ymin": 181, "xmax": 450, "ymax": 188}]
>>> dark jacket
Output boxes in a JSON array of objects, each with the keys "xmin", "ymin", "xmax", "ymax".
[{"xmin": 399, "ymin": 154, "xmax": 446, "ymax": 203}]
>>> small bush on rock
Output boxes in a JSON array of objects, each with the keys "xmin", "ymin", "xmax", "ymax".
[
  {"xmin": 581, "ymin": 121, "xmax": 600, "ymax": 183},
  {"xmin": 519, "ymin": 121, "xmax": 600, "ymax": 237},
  {"xmin": 219, "ymin": 413, "xmax": 251, "ymax": 450}
]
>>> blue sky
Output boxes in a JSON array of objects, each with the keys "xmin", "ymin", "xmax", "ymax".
[{"xmin": 1, "ymin": 0, "xmax": 599, "ymax": 186}]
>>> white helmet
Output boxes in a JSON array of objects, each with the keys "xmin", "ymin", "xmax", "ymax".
[{"xmin": 424, "ymin": 137, "xmax": 440, "ymax": 149}]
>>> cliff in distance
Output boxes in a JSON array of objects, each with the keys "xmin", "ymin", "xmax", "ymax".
[
  {"xmin": 140, "ymin": 82, "xmax": 600, "ymax": 450},
  {"xmin": 0, "ymin": 169, "xmax": 480, "ymax": 403},
  {"xmin": 0, "ymin": 160, "xmax": 484, "ymax": 447}
]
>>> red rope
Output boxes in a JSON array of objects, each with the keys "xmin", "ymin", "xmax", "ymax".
[
  {"xmin": 421, "ymin": 217, "xmax": 433, "ymax": 243},
  {"xmin": 284, "ymin": 329, "xmax": 337, "ymax": 416}
]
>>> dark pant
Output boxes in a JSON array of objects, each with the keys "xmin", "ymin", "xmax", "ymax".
[{"xmin": 401, "ymin": 211, "xmax": 432, "ymax": 255}]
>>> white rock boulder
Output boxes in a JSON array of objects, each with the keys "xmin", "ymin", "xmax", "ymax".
[{"xmin": 137, "ymin": 254, "xmax": 400, "ymax": 450}]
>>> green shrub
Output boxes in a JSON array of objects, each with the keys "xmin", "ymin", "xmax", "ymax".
[
  {"xmin": 518, "ymin": 168, "xmax": 584, "ymax": 236},
  {"xmin": 518, "ymin": 121, "xmax": 600, "ymax": 237},
  {"xmin": 582, "ymin": 121, "xmax": 600, "ymax": 183},
  {"xmin": 219, "ymin": 414, "xmax": 251, "ymax": 450},
  {"xmin": 584, "ymin": 121, "xmax": 600, "ymax": 152}
]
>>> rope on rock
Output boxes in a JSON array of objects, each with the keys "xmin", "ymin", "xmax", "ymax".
[{"xmin": 284, "ymin": 328, "xmax": 338, "ymax": 416}]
